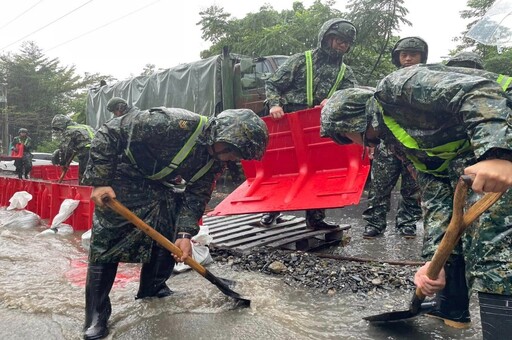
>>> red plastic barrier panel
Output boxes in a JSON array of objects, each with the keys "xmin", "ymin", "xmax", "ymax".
[
  {"xmin": 0, "ymin": 143, "xmax": 24, "ymax": 161},
  {"xmin": 209, "ymin": 107, "xmax": 371, "ymax": 216},
  {"xmin": 30, "ymin": 165, "xmax": 79, "ymax": 181}
]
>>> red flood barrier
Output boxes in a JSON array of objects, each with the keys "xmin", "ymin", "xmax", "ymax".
[
  {"xmin": 31, "ymin": 165, "xmax": 79, "ymax": 181},
  {"xmin": 0, "ymin": 177, "xmax": 94, "ymax": 231},
  {"xmin": 0, "ymin": 143, "xmax": 24, "ymax": 161},
  {"xmin": 210, "ymin": 107, "xmax": 371, "ymax": 216}
]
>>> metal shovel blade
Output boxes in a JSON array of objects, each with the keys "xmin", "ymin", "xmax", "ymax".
[
  {"xmin": 363, "ymin": 299, "xmax": 436, "ymax": 323},
  {"xmin": 104, "ymin": 198, "xmax": 251, "ymax": 307}
]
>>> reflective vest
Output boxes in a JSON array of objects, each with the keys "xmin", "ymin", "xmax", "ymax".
[
  {"xmin": 378, "ymin": 103, "xmax": 471, "ymax": 177},
  {"xmin": 67, "ymin": 124, "xmax": 95, "ymax": 148},
  {"xmin": 304, "ymin": 50, "xmax": 347, "ymax": 107},
  {"xmin": 124, "ymin": 115, "xmax": 214, "ymax": 186},
  {"xmin": 497, "ymin": 74, "xmax": 512, "ymax": 92}
]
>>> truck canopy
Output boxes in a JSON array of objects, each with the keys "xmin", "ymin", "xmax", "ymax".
[{"xmin": 87, "ymin": 55, "xmax": 223, "ymax": 129}]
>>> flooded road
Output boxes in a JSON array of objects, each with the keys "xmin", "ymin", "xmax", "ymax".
[{"xmin": 0, "ymin": 179, "xmax": 483, "ymax": 339}]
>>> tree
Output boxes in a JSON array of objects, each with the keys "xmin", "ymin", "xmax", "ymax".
[{"xmin": 0, "ymin": 41, "xmax": 109, "ymax": 148}]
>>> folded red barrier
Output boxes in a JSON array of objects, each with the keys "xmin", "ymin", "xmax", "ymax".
[
  {"xmin": 0, "ymin": 143, "xmax": 24, "ymax": 161},
  {"xmin": 209, "ymin": 107, "xmax": 371, "ymax": 216}
]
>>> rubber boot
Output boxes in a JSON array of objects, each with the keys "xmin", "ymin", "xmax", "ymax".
[
  {"xmin": 135, "ymin": 245, "xmax": 175, "ymax": 299},
  {"xmin": 260, "ymin": 212, "xmax": 280, "ymax": 226},
  {"xmin": 425, "ymin": 255, "xmax": 471, "ymax": 328},
  {"xmin": 84, "ymin": 263, "xmax": 118, "ymax": 340},
  {"xmin": 479, "ymin": 292, "xmax": 512, "ymax": 340},
  {"xmin": 306, "ymin": 209, "xmax": 339, "ymax": 229}
]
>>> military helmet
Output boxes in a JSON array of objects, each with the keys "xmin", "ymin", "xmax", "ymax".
[
  {"xmin": 106, "ymin": 97, "xmax": 128, "ymax": 112},
  {"xmin": 18, "ymin": 128, "xmax": 28, "ymax": 134},
  {"xmin": 446, "ymin": 51, "xmax": 484, "ymax": 69},
  {"xmin": 51, "ymin": 114, "xmax": 72, "ymax": 131},
  {"xmin": 391, "ymin": 36, "xmax": 429, "ymax": 67},
  {"xmin": 321, "ymin": 87, "xmax": 375, "ymax": 143},
  {"xmin": 208, "ymin": 109, "xmax": 269, "ymax": 160},
  {"xmin": 325, "ymin": 20, "xmax": 357, "ymax": 44}
]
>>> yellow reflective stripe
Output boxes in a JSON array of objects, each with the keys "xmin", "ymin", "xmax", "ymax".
[
  {"xmin": 378, "ymin": 102, "xmax": 471, "ymax": 174},
  {"xmin": 67, "ymin": 124, "xmax": 95, "ymax": 139},
  {"xmin": 305, "ymin": 50, "xmax": 314, "ymax": 108},
  {"xmin": 497, "ymin": 74, "xmax": 512, "ymax": 91},
  {"xmin": 147, "ymin": 115, "xmax": 208, "ymax": 180},
  {"xmin": 327, "ymin": 63, "xmax": 347, "ymax": 99},
  {"xmin": 189, "ymin": 159, "xmax": 214, "ymax": 184}
]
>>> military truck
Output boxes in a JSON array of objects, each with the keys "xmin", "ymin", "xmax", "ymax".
[{"xmin": 86, "ymin": 47, "xmax": 288, "ymax": 128}]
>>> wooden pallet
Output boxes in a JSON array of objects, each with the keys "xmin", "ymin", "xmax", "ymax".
[{"xmin": 202, "ymin": 213, "xmax": 350, "ymax": 252}]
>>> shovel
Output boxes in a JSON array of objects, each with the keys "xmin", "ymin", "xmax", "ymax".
[
  {"xmin": 103, "ymin": 197, "xmax": 251, "ymax": 308},
  {"xmin": 58, "ymin": 151, "xmax": 76, "ymax": 183},
  {"xmin": 364, "ymin": 175, "xmax": 504, "ymax": 323}
]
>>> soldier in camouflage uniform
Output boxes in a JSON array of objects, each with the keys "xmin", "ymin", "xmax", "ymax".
[
  {"xmin": 11, "ymin": 128, "xmax": 33, "ymax": 179},
  {"xmin": 321, "ymin": 65, "xmax": 512, "ymax": 339},
  {"xmin": 51, "ymin": 114, "xmax": 95, "ymax": 184},
  {"xmin": 81, "ymin": 105, "xmax": 268, "ymax": 340},
  {"xmin": 361, "ymin": 37, "xmax": 427, "ymax": 239},
  {"xmin": 261, "ymin": 18, "xmax": 358, "ymax": 228}
]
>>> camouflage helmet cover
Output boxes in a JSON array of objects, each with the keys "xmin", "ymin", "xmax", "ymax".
[
  {"xmin": 446, "ymin": 51, "xmax": 484, "ymax": 70},
  {"xmin": 106, "ymin": 97, "xmax": 128, "ymax": 112},
  {"xmin": 324, "ymin": 19, "xmax": 357, "ymax": 44},
  {"xmin": 206, "ymin": 109, "xmax": 269, "ymax": 160},
  {"xmin": 51, "ymin": 114, "xmax": 72, "ymax": 131},
  {"xmin": 321, "ymin": 87, "xmax": 375, "ymax": 143},
  {"xmin": 391, "ymin": 36, "xmax": 429, "ymax": 67},
  {"xmin": 18, "ymin": 128, "xmax": 28, "ymax": 134}
]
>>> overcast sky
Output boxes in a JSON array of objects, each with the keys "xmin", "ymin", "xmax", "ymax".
[{"xmin": 0, "ymin": 0, "xmax": 470, "ymax": 80}]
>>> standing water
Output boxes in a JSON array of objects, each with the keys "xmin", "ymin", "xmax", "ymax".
[{"xmin": 0, "ymin": 190, "xmax": 483, "ymax": 340}]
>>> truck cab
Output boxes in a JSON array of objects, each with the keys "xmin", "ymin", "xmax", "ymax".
[{"xmin": 234, "ymin": 55, "xmax": 288, "ymax": 116}]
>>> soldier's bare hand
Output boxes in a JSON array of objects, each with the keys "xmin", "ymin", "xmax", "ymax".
[
  {"xmin": 414, "ymin": 261, "xmax": 446, "ymax": 297},
  {"xmin": 91, "ymin": 186, "xmax": 116, "ymax": 207},
  {"xmin": 464, "ymin": 159, "xmax": 512, "ymax": 193},
  {"xmin": 174, "ymin": 238, "xmax": 192, "ymax": 263},
  {"xmin": 269, "ymin": 106, "xmax": 285, "ymax": 120}
]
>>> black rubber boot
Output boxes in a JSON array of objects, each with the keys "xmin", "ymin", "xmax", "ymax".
[
  {"xmin": 136, "ymin": 245, "xmax": 175, "ymax": 299},
  {"xmin": 425, "ymin": 255, "xmax": 471, "ymax": 328},
  {"xmin": 260, "ymin": 212, "xmax": 280, "ymax": 226},
  {"xmin": 84, "ymin": 263, "xmax": 118, "ymax": 340},
  {"xmin": 479, "ymin": 292, "xmax": 512, "ymax": 340},
  {"xmin": 306, "ymin": 209, "xmax": 339, "ymax": 229},
  {"xmin": 397, "ymin": 225, "xmax": 416, "ymax": 238},
  {"xmin": 362, "ymin": 226, "xmax": 384, "ymax": 239}
]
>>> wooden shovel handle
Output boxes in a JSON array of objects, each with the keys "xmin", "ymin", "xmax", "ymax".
[
  {"xmin": 416, "ymin": 176, "xmax": 504, "ymax": 299},
  {"xmin": 104, "ymin": 197, "xmax": 208, "ymax": 276}
]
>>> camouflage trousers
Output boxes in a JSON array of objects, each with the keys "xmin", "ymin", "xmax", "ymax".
[
  {"xmin": 362, "ymin": 143, "xmax": 422, "ymax": 232},
  {"xmin": 418, "ymin": 168, "xmax": 512, "ymax": 295}
]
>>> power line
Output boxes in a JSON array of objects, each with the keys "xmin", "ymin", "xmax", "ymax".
[
  {"xmin": 0, "ymin": 0, "xmax": 44, "ymax": 31},
  {"xmin": 0, "ymin": 0, "xmax": 94, "ymax": 51},
  {"xmin": 46, "ymin": 0, "xmax": 162, "ymax": 53}
]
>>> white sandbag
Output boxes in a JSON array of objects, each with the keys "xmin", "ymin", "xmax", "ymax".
[
  {"xmin": 51, "ymin": 199, "xmax": 80, "ymax": 228},
  {"xmin": 81, "ymin": 229, "xmax": 91, "ymax": 252},
  {"xmin": 174, "ymin": 225, "xmax": 213, "ymax": 273},
  {"xmin": 7, "ymin": 191, "xmax": 33, "ymax": 210},
  {"xmin": 37, "ymin": 223, "xmax": 74, "ymax": 236},
  {"xmin": 0, "ymin": 209, "xmax": 41, "ymax": 229}
]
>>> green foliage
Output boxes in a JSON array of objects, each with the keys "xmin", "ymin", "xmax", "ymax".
[
  {"xmin": 197, "ymin": 0, "xmax": 409, "ymax": 86},
  {"xmin": 0, "ymin": 41, "xmax": 109, "ymax": 148}
]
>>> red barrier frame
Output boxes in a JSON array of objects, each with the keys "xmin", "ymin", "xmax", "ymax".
[{"xmin": 210, "ymin": 107, "xmax": 371, "ymax": 216}]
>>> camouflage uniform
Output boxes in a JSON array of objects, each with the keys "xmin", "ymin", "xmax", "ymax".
[
  {"xmin": 81, "ymin": 107, "xmax": 268, "ymax": 340},
  {"xmin": 57, "ymin": 121, "xmax": 95, "ymax": 183},
  {"xmin": 264, "ymin": 18, "xmax": 358, "ymax": 226},
  {"xmin": 362, "ymin": 37, "xmax": 427, "ymax": 238},
  {"xmin": 12, "ymin": 131, "xmax": 33, "ymax": 179},
  {"xmin": 372, "ymin": 64, "xmax": 512, "ymax": 295}
]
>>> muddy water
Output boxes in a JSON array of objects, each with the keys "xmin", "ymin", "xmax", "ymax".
[{"xmin": 1, "ymin": 185, "xmax": 482, "ymax": 340}]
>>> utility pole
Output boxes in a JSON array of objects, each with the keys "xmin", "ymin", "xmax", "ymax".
[{"xmin": 0, "ymin": 84, "xmax": 7, "ymax": 155}]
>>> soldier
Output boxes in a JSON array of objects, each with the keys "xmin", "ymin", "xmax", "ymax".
[
  {"xmin": 106, "ymin": 97, "xmax": 132, "ymax": 117},
  {"xmin": 261, "ymin": 18, "xmax": 358, "ymax": 229},
  {"xmin": 51, "ymin": 114, "xmax": 95, "ymax": 184},
  {"xmin": 361, "ymin": 36, "xmax": 426, "ymax": 239},
  {"xmin": 321, "ymin": 65, "xmax": 512, "ymax": 340},
  {"xmin": 11, "ymin": 128, "xmax": 33, "ymax": 179},
  {"xmin": 81, "ymin": 106, "xmax": 268, "ymax": 340}
]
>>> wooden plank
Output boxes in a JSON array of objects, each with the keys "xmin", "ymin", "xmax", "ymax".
[{"xmin": 213, "ymin": 223, "xmax": 306, "ymax": 246}]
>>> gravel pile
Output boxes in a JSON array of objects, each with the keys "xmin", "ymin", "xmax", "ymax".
[{"xmin": 211, "ymin": 247, "xmax": 418, "ymax": 295}]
